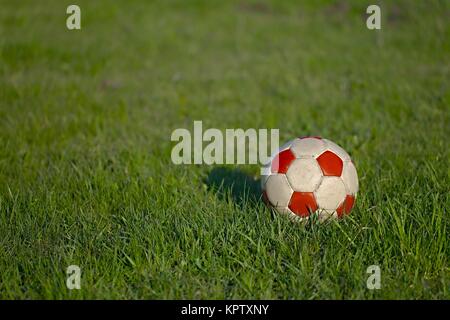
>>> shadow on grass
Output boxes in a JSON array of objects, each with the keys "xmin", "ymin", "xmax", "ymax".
[{"xmin": 204, "ymin": 167, "xmax": 262, "ymax": 207}]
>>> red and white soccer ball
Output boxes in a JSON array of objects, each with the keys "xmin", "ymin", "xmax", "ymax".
[{"xmin": 261, "ymin": 137, "xmax": 358, "ymax": 222}]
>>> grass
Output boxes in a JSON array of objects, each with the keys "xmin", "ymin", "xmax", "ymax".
[{"xmin": 0, "ymin": 0, "xmax": 448, "ymax": 299}]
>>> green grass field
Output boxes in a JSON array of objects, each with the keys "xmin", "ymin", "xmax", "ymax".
[{"xmin": 0, "ymin": 0, "xmax": 448, "ymax": 299}]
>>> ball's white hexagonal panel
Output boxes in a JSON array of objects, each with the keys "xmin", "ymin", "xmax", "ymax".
[
  {"xmin": 286, "ymin": 158, "xmax": 323, "ymax": 192},
  {"xmin": 290, "ymin": 138, "xmax": 327, "ymax": 158},
  {"xmin": 341, "ymin": 161, "xmax": 359, "ymax": 195},
  {"xmin": 314, "ymin": 176, "xmax": 347, "ymax": 210},
  {"xmin": 265, "ymin": 174, "xmax": 293, "ymax": 208},
  {"xmin": 323, "ymin": 139, "xmax": 351, "ymax": 162}
]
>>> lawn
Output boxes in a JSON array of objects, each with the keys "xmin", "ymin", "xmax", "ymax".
[{"xmin": 0, "ymin": 0, "xmax": 448, "ymax": 299}]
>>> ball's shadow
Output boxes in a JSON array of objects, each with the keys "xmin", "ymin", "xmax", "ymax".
[{"xmin": 204, "ymin": 167, "xmax": 262, "ymax": 207}]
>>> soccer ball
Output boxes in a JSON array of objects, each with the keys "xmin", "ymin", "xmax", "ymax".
[{"xmin": 261, "ymin": 137, "xmax": 358, "ymax": 222}]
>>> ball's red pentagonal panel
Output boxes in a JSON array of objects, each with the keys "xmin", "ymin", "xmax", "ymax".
[
  {"xmin": 316, "ymin": 150, "xmax": 344, "ymax": 176},
  {"xmin": 336, "ymin": 195, "xmax": 356, "ymax": 217},
  {"xmin": 335, "ymin": 204, "xmax": 344, "ymax": 217},
  {"xmin": 288, "ymin": 192, "xmax": 318, "ymax": 217},
  {"xmin": 271, "ymin": 149, "xmax": 296, "ymax": 174}
]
